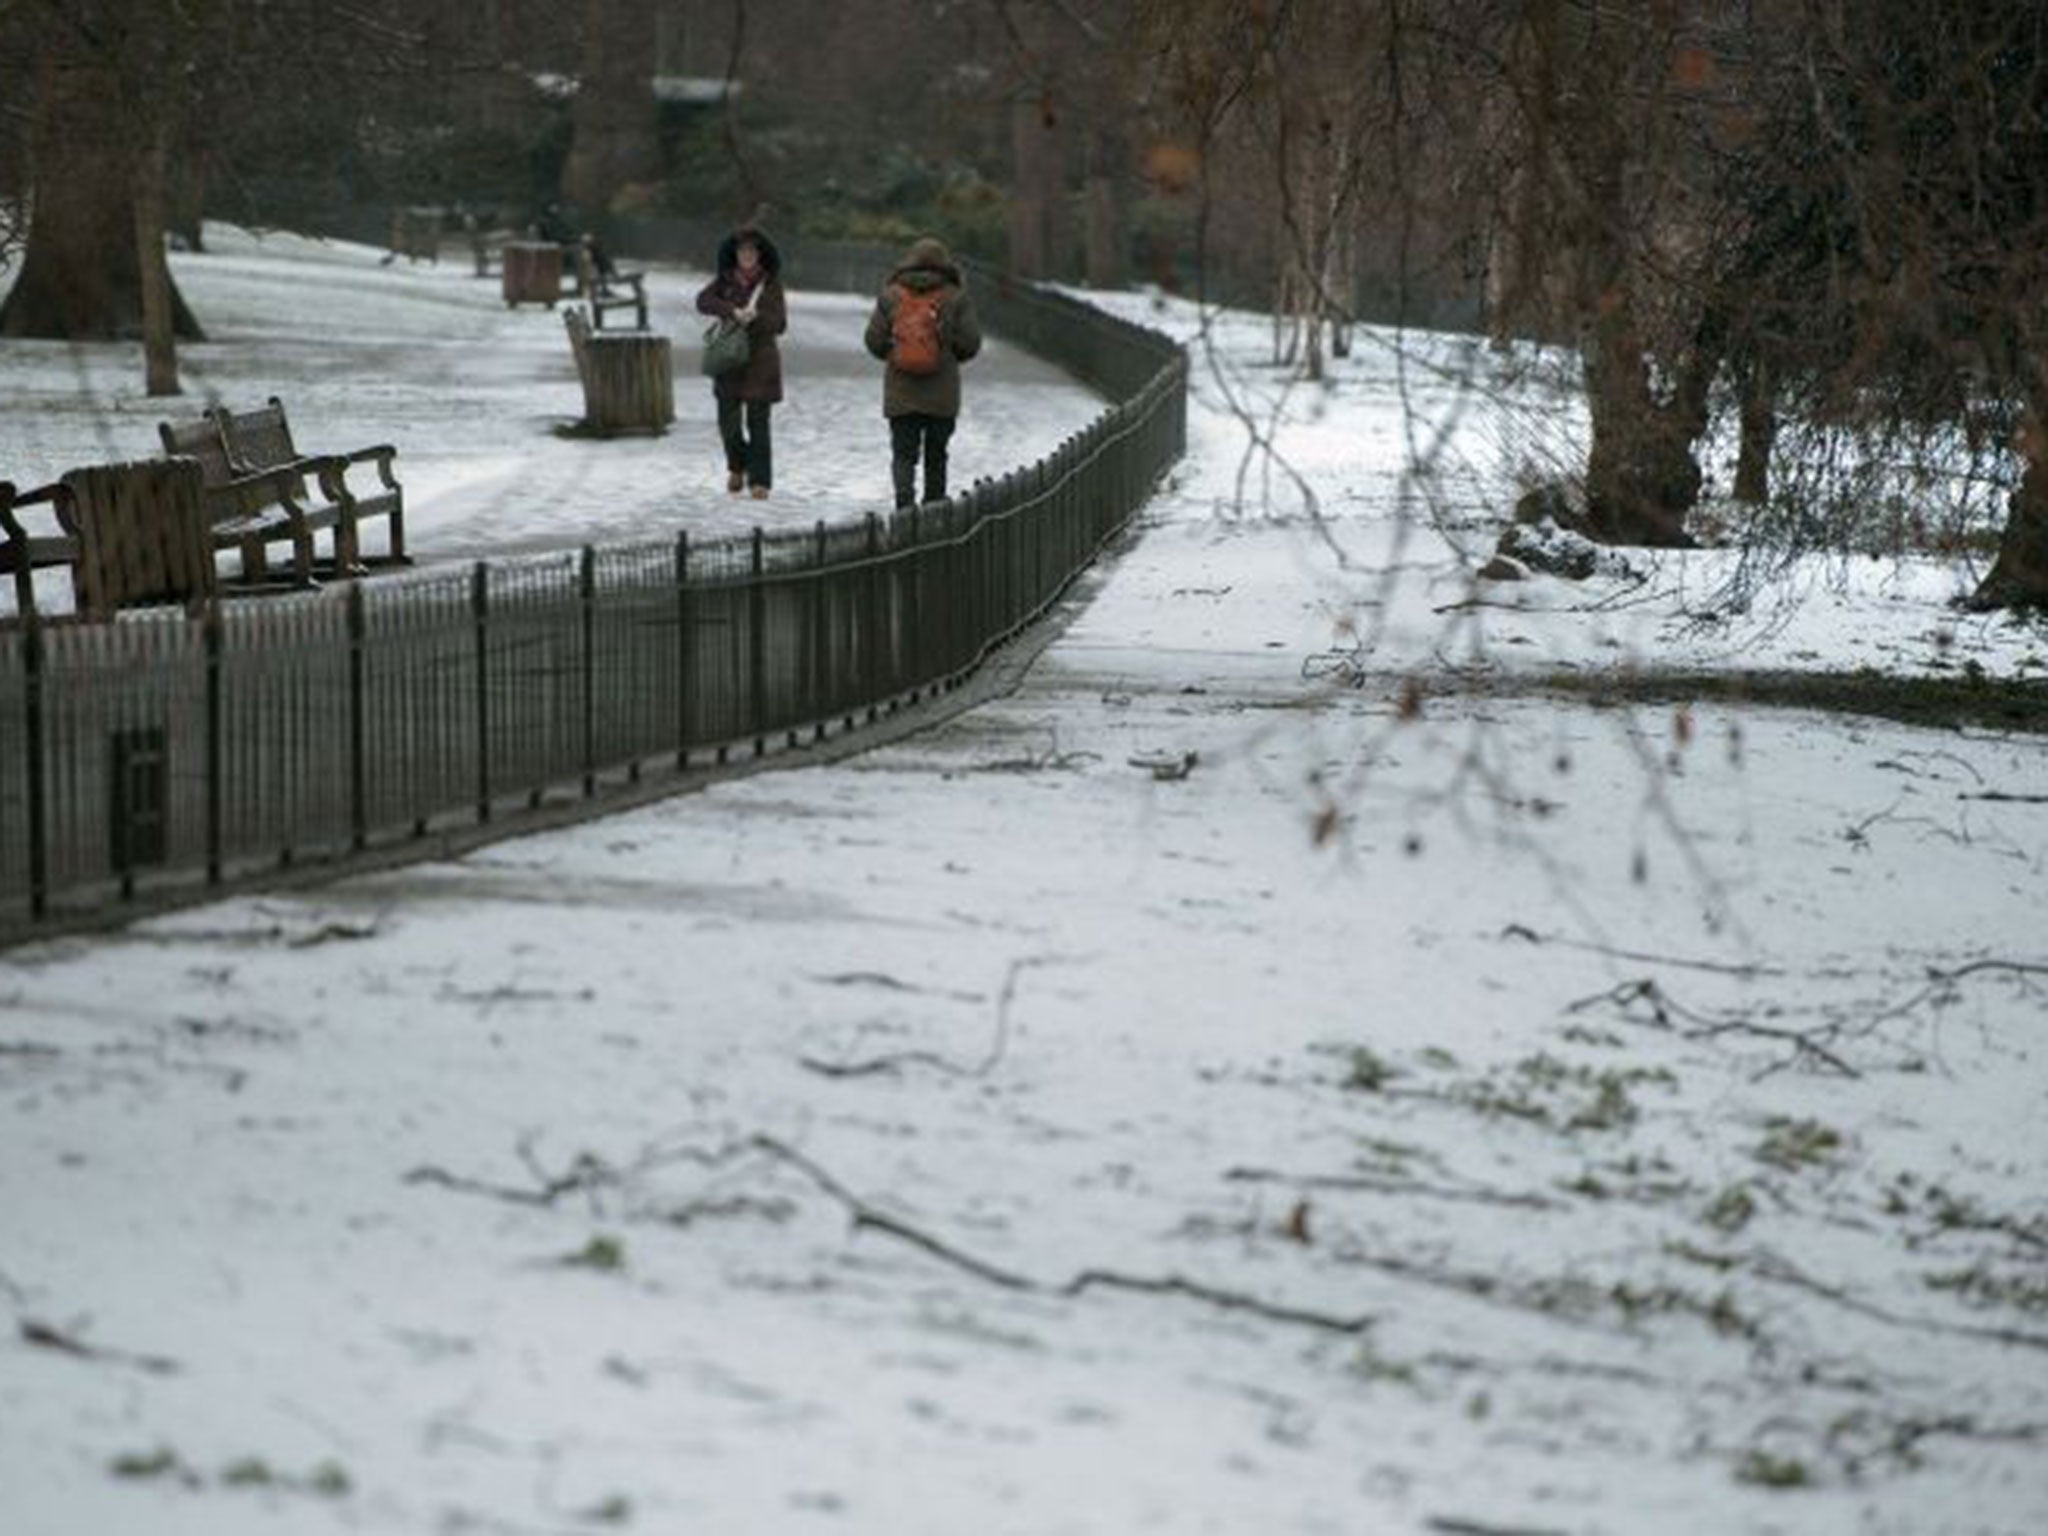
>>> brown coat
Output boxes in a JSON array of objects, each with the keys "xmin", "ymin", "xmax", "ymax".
[
  {"xmin": 864, "ymin": 237, "xmax": 982, "ymax": 419},
  {"xmin": 695, "ymin": 230, "xmax": 787, "ymax": 404}
]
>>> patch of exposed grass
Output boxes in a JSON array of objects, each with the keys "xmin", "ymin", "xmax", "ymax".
[
  {"xmin": 1521, "ymin": 666, "xmax": 2048, "ymax": 735},
  {"xmin": 1924, "ymin": 1264, "xmax": 2048, "ymax": 1314},
  {"xmin": 559, "ymin": 1234, "xmax": 627, "ymax": 1272},
  {"xmin": 1735, "ymin": 1449, "xmax": 1813, "ymax": 1488},
  {"xmin": 1754, "ymin": 1117, "xmax": 1843, "ymax": 1172},
  {"xmin": 1704, "ymin": 1183, "xmax": 1759, "ymax": 1234},
  {"xmin": 1457, "ymin": 1053, "xmax": 1674, "ymax": 1133}
]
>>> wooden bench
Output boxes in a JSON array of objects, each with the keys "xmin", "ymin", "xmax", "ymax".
[
  {"xmin": 158, "ymin": 411, "xmax": 329, "ymax": 585},
  {"xmin": 576, "ymin": 243, "xmax": 648, "ymax": 331},
  {"xmin": 466, "ymin": 214, "xmax": 510, "ymax": 279},
  {"xmin": 2, "ymin": 460, "xmax": 217, "ymax": 621},
  {"xmin": 387, "ymin": 205, "xmax": 443, "ymax": 265},
  {"xmin": 160, "ymin": 399, "xmax": 407, "ymax": 580},
  {"xmin": 563, "ymin": 310, "xmax": 673, "ymax": 436}
]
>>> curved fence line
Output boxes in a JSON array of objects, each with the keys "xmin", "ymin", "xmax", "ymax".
[{"xmin": 0, "ymin": 256, "xmax": 1187, "ymax": 938}]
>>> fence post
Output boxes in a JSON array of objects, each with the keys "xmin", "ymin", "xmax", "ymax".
[
  {"xmin": 675, "ymin": 529, "xmax": 691, "ymax": 769},
  {"xmin": 812, "ymin": 520, "xmax": 828, "ymax": 742},
  {"xmin": 348, "ymin": 582, "xmax": 367, "ymax": 851},
  {"xmin": 204, "ymin": 601, "xmax": 223, "ymax": 885},
  {"xmin": 22, "ymin": 616, "xmax": 46, "ymax": 920},
  {"xmin": 749, "ymin": 525, "xmax": 766, "ymax": 757},
  {"xmin": 580, "ymin": 544, "xmax": 597, "ymax": 796},
  {"xmin": 903, "ymin": 504, "xmax": 922, "ymax": 704},
  {"xmin": 863, "ymin": 513, "xmax": 883, "ymax": 721},
  {"xmin": 473, "ymin": 560, "xmax": 491, "ymax": 823}
]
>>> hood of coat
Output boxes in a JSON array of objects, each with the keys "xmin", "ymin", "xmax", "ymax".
[
  {"xmin": 716, "ymin": 226, "xmax": 783, "ymax": 278},
  {"xmin": 892, "ymin": 236, "xmax": 962, "ymax": 289}
]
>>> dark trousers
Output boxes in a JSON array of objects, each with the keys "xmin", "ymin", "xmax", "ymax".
[
  {"xmin": 718, "ymin": 398, "xmax": 773, "ymax": 489},
  {"xmin": 890, "ymin": 413, "xmax": 956, "ymax": 508}
]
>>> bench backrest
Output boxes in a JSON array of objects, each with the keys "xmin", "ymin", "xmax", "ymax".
[
  {"xmin": 164, "ymin": 398, "xmax": 315, "ymax": 518},
  {"xmin": 158, "ymin": 411, "xmax": 237, "ymax": 489},
  {"xmin": 563, "ymin": 307, "xmax": 594, "ymax": 387},
  {"xmin": 62, "ymin": 458, "xmax": 216, "ymax": 617},
  {"xmin": 219, "ymin": 397, "xmax": 302, "ymax": 476}
]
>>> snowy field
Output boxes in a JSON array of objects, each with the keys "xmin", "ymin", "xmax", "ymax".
[{"xmin": 2, "ymin": 232, "xmax": 2046, "ymax": 1535}]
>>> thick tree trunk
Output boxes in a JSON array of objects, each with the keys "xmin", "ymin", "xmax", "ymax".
[
  {"xmin": 1969, "ymin": 402, "xmax": 2048, "ymax": 610},
  {"xmin": 0, "ymin": 55, "xmax": 201, "ymax": 343},
  {"xmin": 1580, "ymin": 305, "xmax": 1703, "ymax": 547}
]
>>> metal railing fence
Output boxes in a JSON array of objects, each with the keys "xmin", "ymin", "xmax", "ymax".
[{"xmin": 0, "ymin": 261, "xmax": 1186, "ymax": 936}]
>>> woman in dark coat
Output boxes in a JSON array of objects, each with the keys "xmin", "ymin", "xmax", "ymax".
[{"xmin": 694, "ymin": 227, "xmax": 787, "ymax": 498}]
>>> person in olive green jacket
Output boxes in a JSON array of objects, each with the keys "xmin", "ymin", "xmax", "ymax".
[{"xmin": 863, "ymin": 236, "xmax": 982, "ymax": 509}]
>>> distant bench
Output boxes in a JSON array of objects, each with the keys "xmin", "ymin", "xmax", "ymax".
[
  {"xmin": 576, "ymin": 244, "xmax": 648, "ymax": 331},
  {"xmin": 159, "ymin": 397, "xmax": 407, "ymax": 583}
]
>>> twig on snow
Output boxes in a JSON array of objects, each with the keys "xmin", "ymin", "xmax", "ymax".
[
  {"xmin": 19, "ymin": 1319, "xmax": 180, "ymax": 1375},
  {"xmin": 1225, "ymin": 1165, "xmax": 1564, "ymax": 1212},
  {"xmin": 1426, "ymin": 1518, "xmax": 1569, "ymax": 1536},
  {"xmin": 1570, "ymin": 977, "xmax": 1860, "ymax": 1079},
  {"xmin": 747, "ymin": 1134, "xmax": 1380, "ymax": 1336},
  {"xmin": 1499, "ymin": 924, "xmax": 1788, "ymax": 979},
  {"xmin": 404, "ymin": 1134, "xmax": 619, "ymax": 1209},
  {"xmin": 799, "ymin": 955, "xmax": 1061, "ymax": 1080},
  {"xmin": 1745, "ymin": 1248, "xmax": 2048, "ymax": 1353}
]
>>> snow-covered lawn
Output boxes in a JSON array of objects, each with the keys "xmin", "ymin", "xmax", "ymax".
[{"xmin": 2, "ymin": 235, "xmax": 2045, "ymax": 1535}]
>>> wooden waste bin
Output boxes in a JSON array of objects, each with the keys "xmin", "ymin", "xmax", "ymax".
[
  {"xmin": 581, "ymin": 333, "xmax": 675, "ymax": 435},
  {"xmin": 564, "ymin": 311, "xmax": 674, "ymax": 436},
  {"xmin": 502, "ymin": 241, "xmax": 562, "ymax": 308}
]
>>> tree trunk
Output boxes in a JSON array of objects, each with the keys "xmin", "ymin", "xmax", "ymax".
[
  {"xmin": 1330, "ymin": 219, "xmax": 1355, "ymax": 360},
  {"xmin": 1969, "ymin": 402, "xmax": 2048, "ymax": 609},
  {"xmin": 1731, "ymin": 353, "xmax": 1775, "ymax": 504},
  {"xmin": 1083, "ymin": 128, "xmax": 1123, "ymax": 288},
  {"xmin": 168, "ymin": 144, "xmax": 207, "ymax": 252},
  {"xmin": 136, "ymin": 123, "xmax": 180, "ymax": 396},
  {"xmin": 1580, "ymin": 303, "xmax": 1704, "ymax": 546},
  {"xmin": 563, "ymin": 0, "xmax": 662, "ymax": 215},
  {"xmin": 1008, "ymin": 90, "xmax": 1062, "ymax": 280},
  {"xmin": 0, "ymin": 53, "xmax": 201, "ymax": 343}
]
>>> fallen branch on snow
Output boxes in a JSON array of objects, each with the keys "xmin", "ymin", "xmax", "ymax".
[
  {"xmin": 799, "ymin": 955, "xmax": 1061, "ymax": 1080},
  {"xmin": 1225, "ymin": 1165, "xmax": 1563, "ymax": 1212},
  {"xmin": 748, "ymin": 1134, "xmax": 1381, "ymax": 1336},
  {"xmin": 19, "ymin": 1319, "xmax": 180, "ymax": 1375},
  {"xmin": 1568, "ymin": 977, "xmax": 1860, "ymax": 1079}
]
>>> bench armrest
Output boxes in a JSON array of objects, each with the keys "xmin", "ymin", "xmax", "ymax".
[
  {"xmin": 337, "ymin": 443, "xmax": 401, "ymax": 492},
  {"xmin": 217, "ymin": 463, "xmax": 314, "ymax": 518},
  {"xmin": 4, "ymin": 479, "xmax": 79, "ymax": 535}
]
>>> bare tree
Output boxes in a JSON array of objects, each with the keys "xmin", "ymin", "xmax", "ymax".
[
  {"xmin": 1731, "ymin": 1, "xmax": 2048, "ymax": 609},
  {"xmin": 562, "ymin": 0, "xmax": 663, "ymax": 216},
  {"xmin": 0, "ymin": 0, "xmax": 208, "ymax": 377}
]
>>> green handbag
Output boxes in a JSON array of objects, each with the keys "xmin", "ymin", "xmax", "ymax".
[{"xmin": 700, "ymin": 316, "xmax": 751, "ymax": 377}]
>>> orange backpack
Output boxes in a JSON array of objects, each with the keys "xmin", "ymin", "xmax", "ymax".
[{"xmin": 890, "ymin": 284, "xmax": 947, "ymax": 375}]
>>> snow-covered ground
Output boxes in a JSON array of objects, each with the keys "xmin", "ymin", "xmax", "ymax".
[{"xmin": 2, "ymin": 232, "xmax": 2046, "ymax": 1536}]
